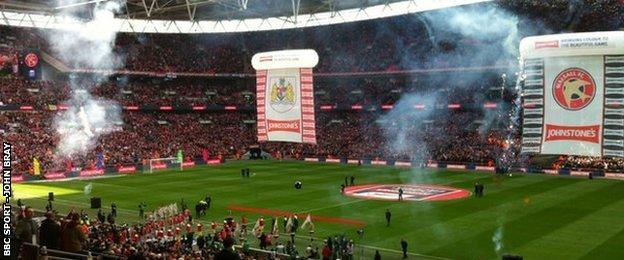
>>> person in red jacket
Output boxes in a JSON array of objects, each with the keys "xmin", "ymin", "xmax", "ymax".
[{"xmin": 322, "ymin": 243, "xmax": 332, "ymax": 260}]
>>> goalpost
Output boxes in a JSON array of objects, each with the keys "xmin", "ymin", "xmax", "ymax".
[{"xmin": 146, "ymin": 157, "xmax": 182, "ymax": 173}]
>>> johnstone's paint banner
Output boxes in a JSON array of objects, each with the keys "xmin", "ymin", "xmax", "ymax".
[
  {"xmin": 519, "ymin": 31, "xmax": 624, "ymax": 156},
  {"xmin": 252, "ymin": 50, "xmax": 319, "ymax": 144}
]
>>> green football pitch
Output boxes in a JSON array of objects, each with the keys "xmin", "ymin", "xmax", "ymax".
[{"xmin": 13, "ymin": 161, "xmax": 624, "ymax": 259}]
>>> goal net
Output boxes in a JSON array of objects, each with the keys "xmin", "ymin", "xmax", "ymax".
[{"xmin": 145, "ymin": 157, "xmax": 182, "ymax": 173}]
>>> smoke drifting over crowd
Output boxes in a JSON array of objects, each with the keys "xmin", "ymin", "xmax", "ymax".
[
  {"xmin": 378, "ymin": 4, "xmax": 525, "ymax": 164},
  {"xmin": 49, "ymin": 0, "xmax": 124, "ymax": 158},
  {"xmin": 377, "ymin": 4, "xmax": 528, "ymax": 254}
]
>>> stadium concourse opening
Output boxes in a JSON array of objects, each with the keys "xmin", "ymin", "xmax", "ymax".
[{"xmin": 344, "ymin": 184, "xmax": 471, "ymax": 201}]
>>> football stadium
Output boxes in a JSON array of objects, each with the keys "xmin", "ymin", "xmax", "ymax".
[{"xmin": 1, "ymin": 0, "xmax": 623, "ymax": 259}]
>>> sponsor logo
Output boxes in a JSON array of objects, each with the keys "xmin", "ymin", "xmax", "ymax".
[
  {"xmin": 395, "ymin": 161, "xmax": 411, "ymax": 167},
  {"xmin": 570, "ymin": 171, "xmax": 589, "ymax": 176},
  {"xmin": 12, "ymin": 175, "xmax": 24, "ymax": 183},
  {"xmin": 24, "ymin": 53, "xmax": 39, "ymax": 68},
  {"xmin": 259, "ymin": 56, "xmax": 273, "ymax": 62},
  {"xmin": 552, "ymin": 68, "xmax": 596, "ymax": 110},
  {"xmin": 152, "ymin": 163, "xmax": 167, "ymax": 170},
  {"xmin": 344, "ymin": 184, "xmax": 470, "ymax": 201},
  {"xmin": 544, "ymin": 124, "xmax": 600, "ymax": 143},
  {"xmin": 304, "ymin": 158, "xmax": 319, "ymax": 162},
  {"xmin": 117, "ymin": 166, "xmax": 137, "ymax": 173},
  {"xmin": 205, "ymin": 159, "xmax": 221, "ymax": 165},
  {"xmin": 447, "ymin": 164, "xmax": 465, "ymax": 169},
  {"xmin": 371, "ymin": 160, "xmax": 386, "ymax": 165},
  {"xmin": 267, "ymin": 119, "xmax": 300, "ymax": 133},
  {"xmin": 544, "ymin": 169, "xmax": 558, "ymax": 175},
  {"xmin": 44, "ymin": 172, "xmax": 66, "ymax": 179},
  {"xmin": 605, "ymin": 173, "xmax": 624, "ymax": 179},
  {"xmin": 182, "ymin": 162, "xmax": 196, "ymax": 167},
  {"xmin": 535, "ymin": 40, "xmax": 559, "ymax": 49},
  {"xmin": 80, "ymin": 169, "xmax": 105, "ymax": 177},
  {"xmin": 475, "ymin": 166, "xmax": 495, "ymax": 171},
  {"xmin": 269, "ymin": 77, "xmax": 296, "ymax": 113}
]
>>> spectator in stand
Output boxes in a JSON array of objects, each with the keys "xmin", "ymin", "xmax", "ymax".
[
  {"xmin": 39, "ymin": 211, "xmax": 61, "ymax": 250},
  {"xmin": 215, "ymin": 237, "xmax": 241, "ymax": 260},
  {"xmin": 15, "ymin": 207, "xmax": 38, "ymax": 250},
  {"xmin": 60, "ymin": 212, "xmax": 86, "ymax": 253}
]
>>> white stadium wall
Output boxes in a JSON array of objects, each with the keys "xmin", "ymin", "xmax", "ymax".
[{"xmin": 520, "ymin": 31, "xmax": 624, "ymax": 157}]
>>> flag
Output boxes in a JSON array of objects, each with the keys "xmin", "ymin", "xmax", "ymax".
[
  {"xmin": 285, "ymin": 216, "xmax": 293, "ymax": 233},
  {"xmin": 253, "ymin": 50, "xmax": 318, "ymax": 144},
  {"xmin": 177, "ymin": 149, "xmax": 184, "ymax": 164},
  {"xmin": 33, "ymin": 158, "xmax": 41, "ymax": 176},
  {"xmin": 271, "ymin": 218, "xmax": 279, "ymax": 237},
  {"xmin": 234, "ymin": 222, "xmax": 241, "ymax": 238},
  {"xmin": 301, "ymin": 214, "xmax": 315, "ymax": 232},
  {"xmin": 252, "ymin": 219, "xmax": 261, "ymax": 237}
]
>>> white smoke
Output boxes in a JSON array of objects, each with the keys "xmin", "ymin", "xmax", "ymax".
[
  {"xmin": 428, "ymin": 6, "xmax": 520, "ymax": 56},
  {"xmin": 493, "ymin": 204, "xmax": 511, "ymax": 255},
  {"xmin": 492, "ymin": 225, "xmax": 504, "ymax": 253},
  {"xmin": 48, "ymin": 0, "xmax": 123, "ymax": 69},
  {"xmin": 380, "ymin": 4, "xmax": 526, "ymax": 163},
  {"xmin": 378, "ymin": 93, "xmax": 439, "ymax": 162},
  {"xmin": 50, "ymin": 0, "xmax": 125, "ymax": 159},
  {"xmin": 377, "ymin": 4, "xmax": 526, "ymax": 242}
]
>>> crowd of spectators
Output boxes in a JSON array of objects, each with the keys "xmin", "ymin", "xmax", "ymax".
[
  {"xmin": 1, "ymin": 1, "xmax": 619, "ymax": 76},
  {"xmin": 0, "ymin": 1, "xmax": 622, "ymax": 173},
  {"xmin": 14, "ymin": 205, "xmax": 354, "ymax": 259},
  {"xmin": 0, "ymin": 74, "xmax": 502, "ymax": 109}
]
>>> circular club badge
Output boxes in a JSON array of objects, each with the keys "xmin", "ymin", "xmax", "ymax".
[
  {"xmin": 552, "ymin": 68, "xmax": 596, "ymax": 110},
  {"xmin": 24, "ymin": 53, "xmax": 39, "ymax": 68}
]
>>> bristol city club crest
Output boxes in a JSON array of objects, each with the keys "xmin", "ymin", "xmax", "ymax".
[
  {"xmin": 269, "ymin": 77, "xmax": 296, "ymax": 113},
  {"xmin": 552, "ymin": 68, "xmax": 596, "ymax": 110}
]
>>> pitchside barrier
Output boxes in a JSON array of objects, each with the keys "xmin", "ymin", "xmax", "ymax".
[
  {"xmin": 16, "ymin": 158, "xmax": 222, "ymax": 182},
  {"xmin": 12, "ymin": 157, "xmax": 624, "ymax": 183},
  {"xmin": 303, "ymin": 157, "xmax": 624, "ymax": 180}
]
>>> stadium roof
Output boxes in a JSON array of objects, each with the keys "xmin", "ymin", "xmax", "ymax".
[{"xmin": 0, "ymin": 0, "xmax": 493, "ymax": 33}]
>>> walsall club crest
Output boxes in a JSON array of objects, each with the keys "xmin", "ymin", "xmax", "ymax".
[
  {"xmin": 24, "ymin": 53, "xmax": 39, "ymax": 68},
  {"xmin": 269, "ymin": 77, "xmax": 296, "ymax": 113},
  {"xmin": 552, "ymin": 68, "xmax": 596, "ymax": 110}
]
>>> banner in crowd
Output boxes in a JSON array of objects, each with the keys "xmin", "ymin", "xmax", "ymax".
[
  {"xmin": 154, "ymin": 203, "xmax": 178, "ymax": 219},
  {"xmin": 519, "ymin": 31, "xmax": 624, "ymax": 156},
  {"xmin": 252, "ymin": 49, "xmax": 319, "ymax": 144}
]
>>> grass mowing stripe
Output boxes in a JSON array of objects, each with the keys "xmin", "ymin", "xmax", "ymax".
[
  {"xmin": 426, "ymin": 181, "xmax": 623, "ymax": 259},
  {"xmin": 579, "ymin": 224, "xmax": 624, "ymax": 259},
  {"xmin": 516, "ymin": 195, "xmax": 624, "ymax": 259},
  {"xmin": 355, "ymin": 177, "xmax": 583, "ymax": 251},
  {"xmin": 403, "ymin": 179, "xmax": 608, "ymax": 257}
]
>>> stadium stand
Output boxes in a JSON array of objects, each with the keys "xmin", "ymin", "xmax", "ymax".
[{"xmin": 2, "ymin": 1, "xmax": 624, "ymax": 259}]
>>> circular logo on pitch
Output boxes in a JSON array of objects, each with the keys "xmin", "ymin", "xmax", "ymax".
[
  {"xmin": 552, "ymin": 68, "xmax": 596, "ymax": 110},
  {"xmin": 24, "ymin": 53, "xmax": 39, "ymax": 68}
]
